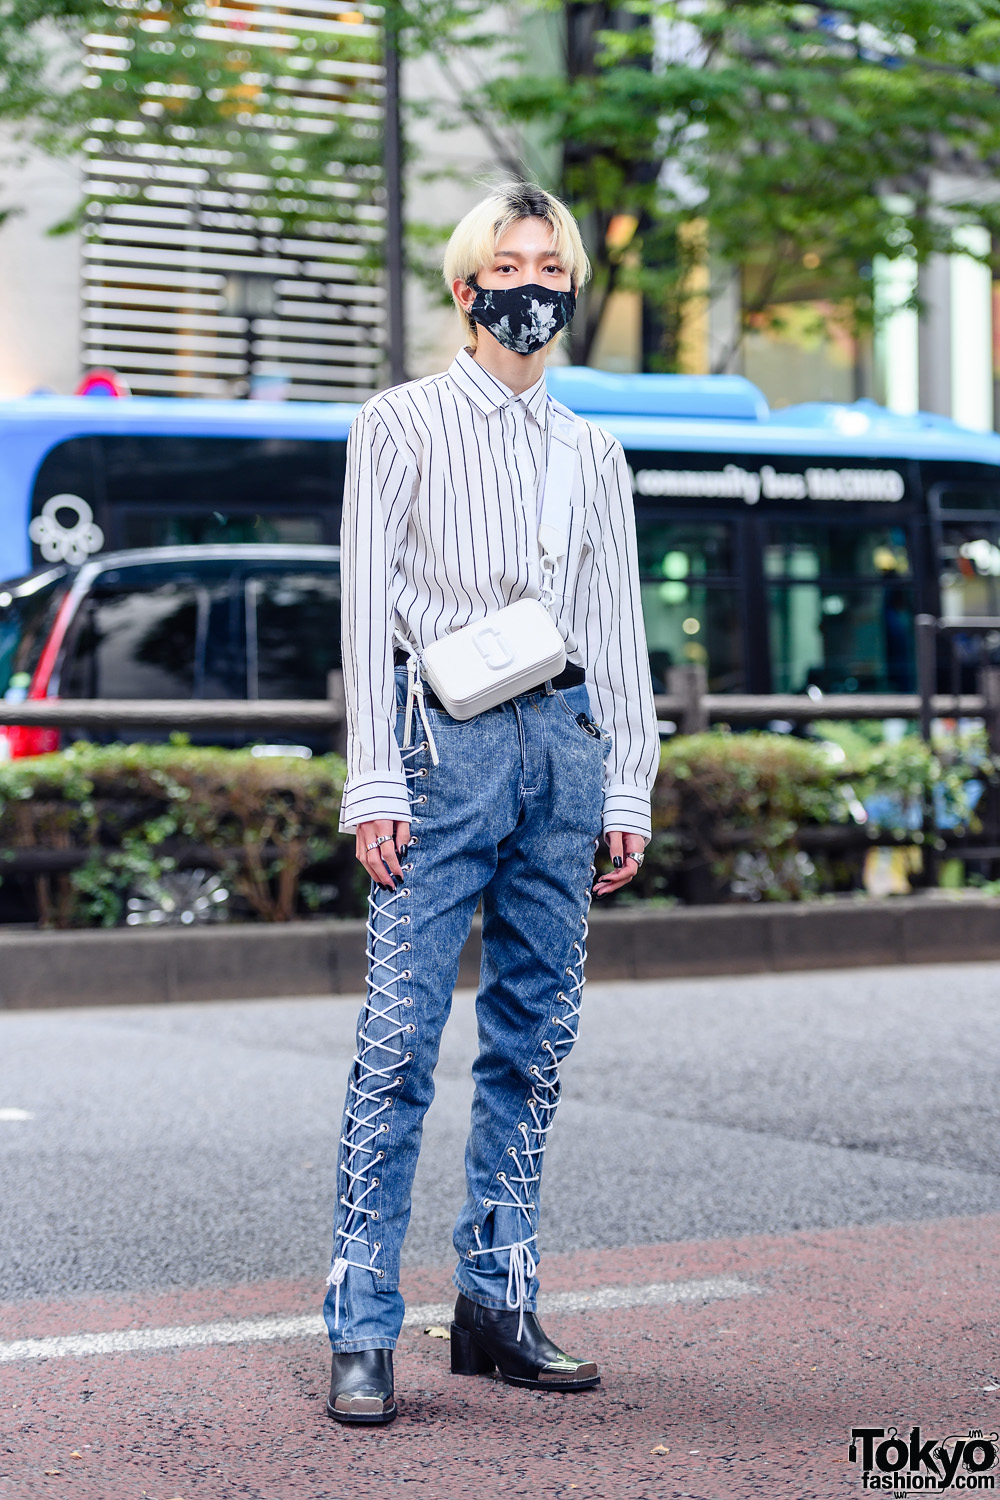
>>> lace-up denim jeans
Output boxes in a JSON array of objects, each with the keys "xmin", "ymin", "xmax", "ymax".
[{"xmin": 323, "ymin": 667, "xmax": 611, "ymax": 1352}]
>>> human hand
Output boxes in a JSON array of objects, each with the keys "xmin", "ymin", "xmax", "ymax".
[
  {"xmin": 592, "ymin": 830, "xmax": 646, "ymax": 899},
  {"xmin": 356, "ymin": 819, "xmax": 411, "ymax": 890}
]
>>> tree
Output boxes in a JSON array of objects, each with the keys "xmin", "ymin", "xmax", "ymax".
[
  {"xmin": 442, "ymin": 2, "xmax": 1000, "ymax": 370},
  {"xmin": 0, "ymin": 0, "xmax": 392, "ymax": 247}
]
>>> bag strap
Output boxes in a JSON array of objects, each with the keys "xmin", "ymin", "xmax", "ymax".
[{"xmin": 537, "ymin": 398, "xmax": 580, "ymax": 602}]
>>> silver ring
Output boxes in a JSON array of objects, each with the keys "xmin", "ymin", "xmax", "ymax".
[
  {"xmin": 628, "ymin": 852, "xmax": 644, "ymax": 867},
  {"xmin": 375, "ymin": 833, "xmax": 394, "ymax": 846},
  {"xmin": 365, "ymin": 840, "xmax": 380, "ymax": 852}
]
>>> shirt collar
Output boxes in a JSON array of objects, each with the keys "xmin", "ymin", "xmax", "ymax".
[{"xmin": 449, "ymin": 347, "xmax": 549, "ymax": 424}]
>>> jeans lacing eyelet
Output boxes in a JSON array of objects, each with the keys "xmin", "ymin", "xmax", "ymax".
[
  {"xmin": 401, "ymin": 969, "xmax": 411, "ymax": 980},
  {"xmin": 374, "ymin": 1241, "xmax": 381, "ymax": 1252},
  {"xmin": 404, "ymin": 1051, "xmax": 413, "ymax": 1061},
  {"xmin": 377, "ymin": 1269, "xmax": 385, "ymax": 1278},
  {"xmin": 403, "ymin": 862, "xmax": 413, "ymax": 871},
  {"xmin": 409, "ymin": 836, "xmax": 419, "ymax": 846},
  {"xmin": 507, "ymin": 1147, "xmax": 517, "ymax": 1157},
  {"xmin": 497, "ymin": 1171, "xmax": 507, "ymax": 1182},
  {"xmin": 403, "ymin": 997, "xmax": 413, "ymax": 1006},
  {"xmin": 415, "ymin": 794, "xmax": 427, "ymax": 805},
  {"xmin": 418, "ymin": 767, "xmax": 429, "ymax": 777},
  {"xmin": 401, "ymin": 889, "xmax": 410, "ymax": 898},
  {"xmin": 372, "ymin": 1178, "xmax": 380, "ymax": 1187},
  {"xmin": 376, "ymin": 1151, "xmax": 385, "ymax": 1161},
  {"xmin": 393, "ymin": 1077, "xmax": 403, "ymax": 1087},
  {"xmin": 406, "ymin": 1023, "xmax": 416, "ymax": 1033},
  {"xmin": 380, "ymin": 1122, "xmax": 390, "ymax": 1133},
  {"xmin": 371, "ymin": 1210, "xmax": 379, "ymax": 1221},
  {"xmin": 420, "ymin": 741, "xmax": 428, "ymax": 752}
]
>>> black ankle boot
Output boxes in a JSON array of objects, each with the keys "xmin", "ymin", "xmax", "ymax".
[
  {"xmin": 326, "ymin": 1349, "xmax": 397, "ymax": 1424},
  {"xmin": 450, "ymin": 1292, "xmax": 600, "ymax": 1392}
]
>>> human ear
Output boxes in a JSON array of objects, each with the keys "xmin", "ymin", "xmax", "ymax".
[{"xmin": 452, "ymin": 277, "xmax": 477, "ymax": 313}]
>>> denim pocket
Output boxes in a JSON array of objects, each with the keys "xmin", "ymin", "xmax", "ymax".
[{"xmin": 556, "ymin": 687, "xmax": 613, "ymax": 759}]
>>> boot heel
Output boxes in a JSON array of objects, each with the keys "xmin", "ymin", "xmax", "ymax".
[{"xmin": 450, "ymin": 1323, "xmax": 495, "ymax": 1377}]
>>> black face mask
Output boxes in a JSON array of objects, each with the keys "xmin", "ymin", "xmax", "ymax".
[{"xmin": 466, "ymin": 278, "xmax": 577, "ymax": 355}]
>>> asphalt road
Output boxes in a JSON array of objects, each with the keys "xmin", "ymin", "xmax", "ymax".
[{"xmin": 2, "ymin": 960, "xmax": 998, "ymax": 1303}]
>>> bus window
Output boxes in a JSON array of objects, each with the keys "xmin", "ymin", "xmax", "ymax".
[
  {"xmin": 766, "ymin": 519, "xmax": 915, "ymax": 692},
  {"xmin": 764, "ymin": 525, "xmax": 910, "ymax": 580},
  {"xmin": 934, "ymin": 483, "xmax": 1000, "ymax": 511},
  {"xmin": 0, "ymin": 573, "xmax": 68, "ymax": 700},
  {"xmin": 30, "ymin": 435, "xmax": 343, "ymax": 562},
  {"xmin": 939, "ymin": 523, "xmax": 1000, "ymax": 619},
  {"xmin": 768, "ymin": 585, "xmax": 915, "ymax": 693},
  {"xmin": 635, "ymin": 521, "xmax": 744, "ymax": 692},
  {"xmin": 636, "ymin": 521, "xmax": 734, "ymax": 578},
  {"xmin": 247, "ymin": 571, "xmax": 341, "ymax": 699},
  {"xmin": 119, "ymin": 512, "xmax": 325, "ymax": 549}
]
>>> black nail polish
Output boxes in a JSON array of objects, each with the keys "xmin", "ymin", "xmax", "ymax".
[{"xmin": 613, "ymin": 855, "xmax": 623, "ymax": 869}]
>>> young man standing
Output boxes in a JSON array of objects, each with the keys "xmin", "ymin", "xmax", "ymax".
[{"xmin": 325, "ymin": 183, "xmax": 658, "ymax": 1423}]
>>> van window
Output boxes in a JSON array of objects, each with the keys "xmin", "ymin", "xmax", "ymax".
[
  {"xmin": 59, "ymin": 564, "xmax": 247, "ymax": 699},
  {"xmin": 248, "ymin": 571, "xmax": 341, "ymax": 699},
  {"xmin": 0, "ymin": 574, "xmax": 68, "ymax": 699}
]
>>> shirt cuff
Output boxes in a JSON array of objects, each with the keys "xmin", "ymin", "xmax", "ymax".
[
  {"xmin": 339, "ymin": 770, "xmax": 411, "ymax": 833},
  {"xmin": 601, "ymin": 783, "xmax": 652, "ymax": 844}
]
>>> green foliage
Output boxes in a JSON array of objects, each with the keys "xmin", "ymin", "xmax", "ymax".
[
  {"xmin": 1, "ymin": 0, "xmax": 489, "ymax": 240},
  {"xmin": 1, "ymin": 731, "xmax": 997, "ymax": 925},
  {"xmin": 440, "ymin": 2, "xmax": 1000, "ymax": 368},
  {"xmin": 639, "ymin": 729, "xmax": 846, "ymax": 900},
  {"xmin": 0, "ymin": 741, "xmax": 356, "ymax": 927},
  {"xmin": 603, "ymin": 726, "xmax": 1000, "ymax": 902},
  {"xmin": 845, "ymin": 726, "xmax": 998, "ymax": 839}
]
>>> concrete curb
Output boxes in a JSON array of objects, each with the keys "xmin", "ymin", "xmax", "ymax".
[{"xmin": 1, "ymin": 896, "xmax": 999, "ymax": 1010}]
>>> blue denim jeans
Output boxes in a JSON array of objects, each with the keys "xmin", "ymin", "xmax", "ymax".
[{"xmin": 323, "ymin": 669, "xmax": 610, "ymax": 1352}]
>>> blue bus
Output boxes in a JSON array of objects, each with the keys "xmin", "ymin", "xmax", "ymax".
[{"xmin": 4, "ymin": 370, "xmax": 1000, "ymax": 697}]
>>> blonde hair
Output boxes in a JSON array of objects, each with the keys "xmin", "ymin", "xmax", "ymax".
[{"xmin": 443, "ymin": 182, "xmax": 591, "ymax": 345}]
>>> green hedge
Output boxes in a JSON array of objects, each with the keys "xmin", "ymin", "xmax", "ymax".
[
  {"xmin": 0, "ymin": 741, "xmax": 357, "ymax": 928},
  {"xmin": 0, "ymin": 729, "xmax": 994, "ymax": 926}
]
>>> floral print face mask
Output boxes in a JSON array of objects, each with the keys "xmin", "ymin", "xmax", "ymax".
[{"xmin": 466, "ymin": 278, "xmax": 577, "ymax": 355}]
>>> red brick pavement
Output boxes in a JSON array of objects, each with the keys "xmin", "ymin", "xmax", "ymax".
[{"xmin": 2, "ymin": 1214, "xmax": 997, "ymax": 1500}]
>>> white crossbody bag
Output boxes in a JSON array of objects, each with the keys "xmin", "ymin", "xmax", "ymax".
[{"xmin": 396, "ymin": 401, "xmax": 580, "ymax": 762}]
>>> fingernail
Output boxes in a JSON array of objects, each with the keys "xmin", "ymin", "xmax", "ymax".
[
  {"xmin": 399, "ymin": 844, "xmax": 408, "ymax": 857},
  {"xmin": 612, "ymin": 856, "xmax": 623, "ymax": 869}
]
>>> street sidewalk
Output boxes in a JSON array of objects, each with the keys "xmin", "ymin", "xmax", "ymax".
[{"xmin": 3, "ymin": 1213, "xmax": 997, "ymax": 1500}]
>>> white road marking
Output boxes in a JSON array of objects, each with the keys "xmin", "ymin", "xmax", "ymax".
[
  {"xmin": 0, "ymin": 1276, "xmax": 760, "ymax": 1364},
  {"xmin": 0, "ymin": 1108, "xmax": 33, "ymax": 1122}
]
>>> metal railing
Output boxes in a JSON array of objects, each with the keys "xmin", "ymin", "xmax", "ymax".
[
  {"xmin": 1, "ymin": 624, "xmax": 998, "ymax": 750},
  {"xmin": 0, "ymin": 671, "xmax": 348, "ymax": 751},
  {"xmin": 653, "ymin": 617, "xmax": 1000, "ymax": 750}
]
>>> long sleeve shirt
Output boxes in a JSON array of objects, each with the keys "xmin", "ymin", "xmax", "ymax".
[{"xmin": 338, "ymin": 347, "xmax": 659, "ymax": 840}]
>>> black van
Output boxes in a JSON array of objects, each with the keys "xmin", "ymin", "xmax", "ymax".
[{"xmin": 0, "ymin": 544, "xmax": 341, "ymax": 758}]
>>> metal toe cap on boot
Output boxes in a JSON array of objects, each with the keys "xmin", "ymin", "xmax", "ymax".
[
  {"xmin": 326, "ymin": 1348, "xmax": 397, "ymax": 1424},
  {"xmin": 537, "ymin": 1356, "xmax": 599, "ymax": 1383},
  {"xmin": 453, "ymin": 1293, "xmax": 600, "ymax": 1390}
]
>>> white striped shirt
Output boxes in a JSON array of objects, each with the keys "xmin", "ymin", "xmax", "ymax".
[{"xmin": 338, "ymin": 347, "xmax": 659, "ymax": 839}]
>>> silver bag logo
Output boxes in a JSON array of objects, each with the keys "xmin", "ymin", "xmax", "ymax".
[{"xmin": 849, "ymin": 1426, "xmax": 998, "ymax": 1490}]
